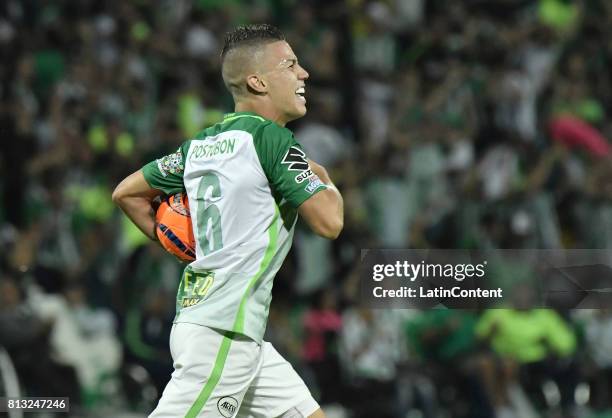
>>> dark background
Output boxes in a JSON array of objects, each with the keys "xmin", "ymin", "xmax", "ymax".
[{"xmin": 1, "ymin": 0, "xmax": 612, "ymax": 417}]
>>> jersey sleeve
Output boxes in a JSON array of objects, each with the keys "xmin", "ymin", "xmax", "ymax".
[
  {"xmin": 142, "ymin": 141, "xmax": 191, "ymax": 195},
  {"xmin": 254, "ymin": 124, "xmax": 327, "ymax": 208}
]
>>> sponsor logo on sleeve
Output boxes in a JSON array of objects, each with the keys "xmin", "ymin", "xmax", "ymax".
[
  {"xmin": 281, "ymin": 146, "xmax": 321, "ymax": 184},
  {"xmin": 305, "ymin": 175, "xmax": 325, "ymax": 194},
  {"xmin": 281, "ymin": 146, "xmax": 309, "ymax": 171},
  {"xmin": 294, "ymin": 168, "xmax": 314, "ymax": 183}
]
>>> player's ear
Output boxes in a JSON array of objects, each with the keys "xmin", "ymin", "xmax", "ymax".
[{"xmin": 246, "ymin": 74, "xmax": 267, "ymax": 95}]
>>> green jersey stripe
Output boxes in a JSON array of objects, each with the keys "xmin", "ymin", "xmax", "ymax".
[
  {"xmin": 182, "ymin": 207, "xmax": 279, "ymax": 417},
  {"xmin": 233, "ymin": 206, "xmax": 279, "ymax": 334},
  {"xmin": 184, "ymin": 331, "xmax": 233, "ymax": 418}
]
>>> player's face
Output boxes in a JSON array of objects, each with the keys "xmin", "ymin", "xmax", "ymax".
[{"xmin": 261, "ymin": 41, "xmax": 309, "ymax": 124}]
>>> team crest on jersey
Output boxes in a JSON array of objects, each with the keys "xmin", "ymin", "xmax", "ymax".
[
  {"xmin": 305, "ymin": 175, "xmax": 324, "ymax": 193},
  {"xmin": 157, "ymin": 148, "xmax": 184, "ymax": 177},
  {"xmin": 281, "ymin": 146, "xmax": 309, "ymax": 171},
  {"xmin": 217, "ymin": 396, "xmax": 238, "ymax": 417}
]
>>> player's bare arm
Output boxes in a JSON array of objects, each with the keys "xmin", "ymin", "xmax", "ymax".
[
  {"xmin": 298, "ymin": 159, "xmax": 344, "ymax": 240},
  {"xmin": 112, "ymin": 170, "xmax": 163, "ymax": 241}
]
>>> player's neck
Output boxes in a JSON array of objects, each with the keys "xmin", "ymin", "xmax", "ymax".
[{"xmin": 235, "ymin": 100, "xmax": 287, "ymax": 127}]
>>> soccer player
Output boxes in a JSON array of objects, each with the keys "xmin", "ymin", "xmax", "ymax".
[{"xmin": 112, "ymin": 24, "xmax": 343, "ymax": 418}]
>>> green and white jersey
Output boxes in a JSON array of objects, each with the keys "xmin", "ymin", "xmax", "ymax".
[{"xmin": 142, "ymin": 112, "xmax": 327, "ymax": 343}]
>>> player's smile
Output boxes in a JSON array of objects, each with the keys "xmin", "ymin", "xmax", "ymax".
[
  {"xmin": 261, "ymin": 41, "xmax": 309, "ymax": 124},
  {"xmin": 295, "ymin": 86, "xmax": 306, "ymax": 103}
]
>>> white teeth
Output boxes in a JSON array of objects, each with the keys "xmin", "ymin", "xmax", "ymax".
[{"xmin": 296, "ymin": 87, "xmax": 305, "ymax": 94}]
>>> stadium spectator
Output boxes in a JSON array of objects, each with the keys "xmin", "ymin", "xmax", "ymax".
[
  {"xmin": 476, "ymin": 285, "xmax": 579, "ymax": 417},
  {"xmin": 0, "ymin": 273, "xmax": 81, "ymax": 404}
]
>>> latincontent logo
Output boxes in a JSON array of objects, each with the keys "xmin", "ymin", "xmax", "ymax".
[{"xmin": 362, "ymin": 249, "xmax": 612, "ymax": 309}]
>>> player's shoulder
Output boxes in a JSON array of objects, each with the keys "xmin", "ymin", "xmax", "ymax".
[
  {"xmin": 221, "ymin": 112, "xmax": 293, "ymax": 140},
  {"xmin": 189, "ymin": 113, "xmax": 296, "ymax": 155},
  {"xmin": 257, "ymin": 121, "xmax": 294, "ymax": 144}
]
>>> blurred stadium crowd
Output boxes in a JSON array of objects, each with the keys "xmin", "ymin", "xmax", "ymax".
[{"xmin": 1, "ymin": 0, "xmax": 612, "ymax": 417}]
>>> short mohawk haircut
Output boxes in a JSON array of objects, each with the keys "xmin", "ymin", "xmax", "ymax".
[{"xmin": 221, "ymin": 24, "xmax": 285, "ymax": 60}]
